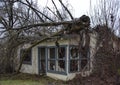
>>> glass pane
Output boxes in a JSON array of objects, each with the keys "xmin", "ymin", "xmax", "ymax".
[
  {"xmin": 70, "ymin": 47, "xmax": 79, "ymax": 59},
  {"xmin": 58, "ymin": 47, "xmax": 66, "ymax": 59},
  {"xmin": 70, "ymin": 60, "xmax": 79, "ymax": 72},
  {"xmin": 20, "ymin": 49, "xmax": 31, "ymax": 63},
  {"xmin": 40, "ymin": 48, "xmax": 45, "ymax": 60},
  {"xmin": 49, "ymin": 48, "xmax": 55, "ymax": 59},
  {"xmin": 48, "ymin": 60, "xmax": 55, "ymax": 71},
  {"xmin": 56, "ymin": 60, "xmax": 65, "ymax": 72}
]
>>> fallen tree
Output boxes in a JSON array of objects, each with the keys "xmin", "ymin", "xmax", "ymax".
[{"xmin": 16, "ymin": 15, "xmax": 90, "ymax": 73}]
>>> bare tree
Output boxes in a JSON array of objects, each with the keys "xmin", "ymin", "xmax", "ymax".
[
  {"xmin": 89, "ymin": 0, "xmax": 120, "ymax": 83},
  {"xmin": 89, "ymin": 0, "xmax": 120, "ymax": 30},
  {"xmin": 0, "ymin": 0, "xmax": 55, "ymax": 73}
]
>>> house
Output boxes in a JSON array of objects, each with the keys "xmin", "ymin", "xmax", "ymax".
[{"xmin": 18, "ymin": 31, "xmax": 98, "ymax": 81}]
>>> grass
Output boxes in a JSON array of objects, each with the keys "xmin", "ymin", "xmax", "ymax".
[
  {"xmin": 0, "ymin": 73, "xmax": 66, "ymax": 85},
  {"xmin": 0, "ymin": 80, "xmax": 44, "ymax": 85}
]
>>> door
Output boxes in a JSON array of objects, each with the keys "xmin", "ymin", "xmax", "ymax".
[{"xmin": 38, "ymin": 47, "xmax": 46, "ymax": 74}]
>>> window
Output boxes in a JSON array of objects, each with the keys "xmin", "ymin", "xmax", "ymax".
[
  {"xmin": 56, "ymin": 47, "xmax": 66, "ymax": 72},
  {"xmin": 69, "ymin": 46, "xmax": 90, "ymax": 72},
  {"xmin": 20, "ymin": 49, "xmax": 32, "ymax": 64},
  {"xmin": 48, "ymin": 47, "xmax": 56, "ymax": 71},
  {"xmin": 48, "ymin": 46, "xmax": 66, "ymax": 73},
  {"xmin": 58, "ymin": 47, "xmax": 65, "ymax": 59},
  {"xmin": 49, "ymin": 48, "xmax": 55, "ymax": 59}
]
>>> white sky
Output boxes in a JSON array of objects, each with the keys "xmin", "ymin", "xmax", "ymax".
[{"xmin": 37, "ymin": 0, "xmax": 96, "ymax": 18}]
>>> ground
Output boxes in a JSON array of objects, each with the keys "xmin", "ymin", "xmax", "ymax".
[
  {"xmin": 0, "ymin": 80, "xmax": 44, "ymax": 85},
  {"xmin": 0, "ymin": 73, "xmax": 120, "ymax": 85},
  {"xmin": 0, "ymin": 73, "xmax": 66, "ymax": 85}
]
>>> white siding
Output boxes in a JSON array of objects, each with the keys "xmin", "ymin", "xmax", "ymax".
[{"xmin": 20, "ymin": 46, "xmax": 39, "ymax": 74}]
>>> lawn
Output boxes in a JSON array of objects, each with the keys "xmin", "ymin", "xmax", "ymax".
[
  {"xmin": 0, "ymin": 80, "xmax": 44, "ymax": 85},
  {"xmin": 0, "ymin": 73, "xmax": 66, "ymax": 85}
]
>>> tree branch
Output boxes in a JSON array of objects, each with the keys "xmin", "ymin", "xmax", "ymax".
[
  {"xmin": 59, "ymin": 0, "xmax": 74, "ymax": 20},
  {"xmin": 19, "ymin": 0, "xmax": 54, "ymax": 22},
  {"xmin": 47, "ymin": 7, "xmax": 59, "ymax": 19},
  {"xmin": 51, "ymin": 0, "xmax": 63, "ymax": 20},
  {"xmin": 14, "ymin": 20, "xmax": 72, "ymax": 30}
]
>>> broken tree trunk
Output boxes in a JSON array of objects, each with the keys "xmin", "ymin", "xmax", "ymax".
[{"xmin": 13, "ymin": 15, "xmax": 90, "ymax": 30}]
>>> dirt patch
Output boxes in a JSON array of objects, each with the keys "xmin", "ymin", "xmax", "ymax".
[{"xmin": 67, "ymin": 74, "xmax": 120, "ymax": 85}]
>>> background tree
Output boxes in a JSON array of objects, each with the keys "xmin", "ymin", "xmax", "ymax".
[
  {"xmin": 89, "ymin": 0, "xmax": 120, "ymax": 84},
  {"xmin": 89, "ymin": 0, "xmax": 120, "ymax": 31}
]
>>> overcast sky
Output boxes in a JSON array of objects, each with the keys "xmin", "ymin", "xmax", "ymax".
[{"xmin": 37, "ymin": 0, "xmax": 96, "ymax": 18}]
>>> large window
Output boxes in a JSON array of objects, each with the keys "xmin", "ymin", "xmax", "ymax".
[
  {"xmin": 20, "ymin": 49, "xmax": 32, "ymax": 64},
  {"xmin": 48, "ymin": 46, "xmax": 66, "ymax": 73},
  {"xmin": 69, "ymin": 46, "xmax": 90, "ymax": 72}
]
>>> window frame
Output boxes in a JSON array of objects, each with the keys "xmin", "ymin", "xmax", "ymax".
[
  {"xmin": 69, "ymin": 45, "xmax": 90, "ymax": 73},
  {"xmin": 56, "ymin": 46, "xmax": 66, "ymax": 73},
  {"xmin": 47, "ymin": 46, "xmax": 56, "ymax": 71},
  {"xmin": 47, "ymin": 45, "xmax": 67, "ymax": 75}
]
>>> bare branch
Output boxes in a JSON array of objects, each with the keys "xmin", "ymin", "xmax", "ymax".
[
  {"xmin": 19, "ymin": 0, "xmax": 54, "ymax": 22},
  {"xmin": 47, "ymin": 7, "xmax": 59, "ymax": 19},
  {"xmin": 14, "ymin": 20, "xmax": 72, "ymax": 30},
  {"xmin": 59, "ymin": 0, "xmax": 74, "ymax": 20},
  {"xmin": 51, "ymin": 0, "xmax": 63, "ymax": 20}
]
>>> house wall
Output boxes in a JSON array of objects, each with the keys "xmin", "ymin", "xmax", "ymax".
[
  {"xmin": 20, "ymin": 39, "xmax": 70, "ymax": 75},
  {"xmin": 89, "ymin": 32, "xmax": 98, "ymax": 74},
  {"xmin": 19, "ymin": 33, "xmax": 98, "ymax": 80},
  {"xmin": 79, "ymin": 32, "xmax": 98, "ymax": 76},
  {"xmin": 20, "ymin": 44, "xmax": 39, "ymax": 74},
  {"xmin": 19, "ymin": 38, "xmax": 78, "ymax": 80},
  {"xmin": 68, "ymin": 34, "xmax": 80, "ymax": 45}
]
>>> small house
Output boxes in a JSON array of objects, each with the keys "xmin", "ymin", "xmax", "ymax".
[{"xmin": 18, "ymin": 32, "xmax": 97, "ymax": 81}]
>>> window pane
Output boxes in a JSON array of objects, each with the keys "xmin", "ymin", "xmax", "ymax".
[
  {"xmin": 49, "ymin": 48, "xmax": 55, "ymax": 59},
  {"xmin": 56, "ymin": 60, "xmax": 65, "ymax": 72},
  {"xmin": 40, "ymin": 48, "xmax": 45, "ymax": 60},
  {"xmin": 58, "ymin": 47, "xmax": 66, "ymax": 59},
  {"xmin": 70, "ymin": 47, "xmax": 79, "ymax": 59},
  {"xmin": 70, "ymin": 60, "xmax": 79, "ymax": 72},
  {"xmin": 20, "ymin": 49, "xmax": 31, "ymax": 64},
  {"xmin": 48, "ymin": 60, "xmax": 55, "ymax": 71}
]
